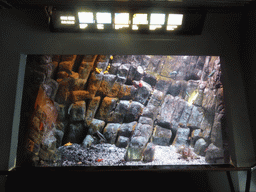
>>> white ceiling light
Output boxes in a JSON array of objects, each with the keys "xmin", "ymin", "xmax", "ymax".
[
  {"xmin": 78, "ymin": 12, "xmax": 94, "ymax": 23},
  {"xmin": 96, "ymin": 12, "xmax": 112, "ymax": 24},
  {"xmin": 167, "ymin": 14, "xmax": 183, "ymax": 25}
]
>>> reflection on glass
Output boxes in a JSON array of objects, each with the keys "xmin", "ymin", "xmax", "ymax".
[
  {"xmin": 150, "ymin": 14, "xmax": 165, "ymax": 25},
  {"xmin": 115, "ymin": 13, "xmax": 130, "ymax": 30},
  {"xmin": 60, "ymin": 16, "xmax": 75, "ymax": 25},
  {"xmin": 79, "ymin": 24, "xmax": 88, "ymax": 29},
  {"xmin": 167, "ymin": 14, "xmax": 183, "ymax": 25},
  {"xmin": 78, "ymin": 12, "xmax": 94, "ymax": 23},
  {"xmin": 133, "ymin": 13, "xmax": 148, "ymax": 24},
  {"xmin": 96, "ymin": 12, "xmax": 112, "ymax": 24}
]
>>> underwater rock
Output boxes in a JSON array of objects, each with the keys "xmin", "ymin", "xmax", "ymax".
[
  {"xmin": 193, "ymin": 89, "xmax": 204, "ymax": 107},
  {"xmin": 142, "ymin": 74, "xmax": 157, "ymax": 87},
  {"xmin": 187, "ymin": 106, "xmax": 204, "ymax": 128},
  {"xmin": 86, "ymin": 72, "xmax": 104, "ymax": 99},
  {"xmin": 143, "ymin": 142, "xmax": 155, "ymax": 162},
  {"xmin": 98, "ymin": 74, "xmax": 117, "ymax": 95},
  {"xmin": 141, "ymin": 104, "xmax": 158, "ymax": 120},
  {"xmin": 88, "ymin": 119, "xmax": 105, "ymax": 135},
  {"xmin": 166, "ymin": 80, "xmax": 182, "ymax": 97},
  {"xmin": 116, "ymin": 136, "xmax": 129, "ymax": 148},
  {"xmin": 107, "ymin": 77, "xmax": 122, "ymax": 97},
  {"xmin": 155, "ymin": 80, "xmax": 171, "ymax": 94},
  {"xmin": 158, "ymin": 95, "xmax": 177, "ymax": 129},
  {"xmin": 64, "ymin": 123, "xmax": 87, "ymax": 144},
  {"xmin": 152, "ymin": 125, "xmax": 172, "ymax": 146},
  {"xmin": 205, "ymin": 143, "xmax": 224, "ymax": 163},
  {"xmin": 210, "ymin": 113, "xmax": 224, "ymax": 148},
  {"xmin": 96, "ymin": 62, "xmax": 109, "ymax": 72},
  {"xmin": 118, "ymin": 121, "xmax": 137, "ymax": 138},
  {"xmin": 172, "ymin": 128, "xmax": 190, "ymax": 147},
  {"xmin": 56, "ymin": 103, "xmax": 66, "ymax": 121},
  {"xmin": 85, "ymin": 96, "xmax": 101, "ymax": 124},
  {"xmin": 134, "ymin": 66, "xmax": 144, "ymax": 81},
  {"xmin": 55, "ymin": 129, "xmax": 64, "ymax": 148},
  {"xmin": 194, "ymin": 138, "xmax": 208, "ymax": 156},
  {"xmin": 118, "ymin": 84, "xmax": 137, "ymax": 100},
  {"xmin": 73, "ymin": 79, "xmax": 87, "ymax": 91},
  {"xmin": 127, "ymin": 64, "xmax": 137, "ymax": 83},
  {"xmin": 148, "ymin": 90, "xmax": 164, "ymax": 107},
  {"xmin": 42, "ymin": 79, "xmax": 59, "ymax": 100},
  {"xmin": 70, "ymin": 90, "xmax": 90, "ymax": 103},
  {"xmin": 109, "ymin": 63, "xmax": 121, "ymax": 75},
  {"xmin": 132, "ymin": 123, "xmax": 153, "ymax": 141},
  {"xmin": 70, "ymin": 101, "xmax": 86, "ymax": 121},
  {"xmin": 191, "ymin": 129, "xmax": 201, "ymax": 147},
  {"xmin": 124, "ymin": 101, "xmax": 144, "ymax": 122},
  {"xmin": 78, "ymin": 55, "xmax": 96, "ymax": 79},
  {"xmin": 170, "ymin": 98, "xmax": 187, "ymax": 130},
  {"xmin": 125, "ymin": 136, "xmax": 148, "ymax": 161},
  {"xmin": 107, "ymin": 100, "xmax": 131, "ymax": 123},
  {"xmin": 199, "ymin": 112, "xmax": 215, "ymax": 141},
  {"xmin": 103, "ymin": 123, "xmax": 121, "ymax": 144},
  {"xmin": 96, "ymin": 97, "xmax": 118, "ymax": 121},
  {"xmin": 117, "ymin": 64, "xmax": 131, "ymax": 80},
  {"xmin": 134, "ymin": 81, "xmax": 152, "ymax": 105},
  {"xmin": 138, "ymin": 116, "xmax": 153, "ymax": 127},
  {"xmin": 82, "ymin": 135, "xmax": 94, "ymax": 148},
  {"xmin": 55, "ymin": 77, "xmax": 75, "ymax": 104},
  {"xmin": 202, "ymin": 88, "xmax": 216, "ymax": 115}
]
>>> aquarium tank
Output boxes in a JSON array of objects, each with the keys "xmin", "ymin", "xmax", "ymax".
[{"xmin": 18, "ymin": 55, "xmax": 230, "ymax": 167}]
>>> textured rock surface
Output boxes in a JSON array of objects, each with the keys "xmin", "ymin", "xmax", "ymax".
[
  {"xmin": 70, "ymin": 101, "xmax": 86, "ymax": 121},
  {"xmin": 152, "ymin": 125, "xmax": 172, "ymax": 146},
  {"xmin": 172, "ymin": 128, "xmax": 190, "ymax": 147},
  {"xmin": 103, "ymin": 123, "xmax": 121, "ymax": 144}
]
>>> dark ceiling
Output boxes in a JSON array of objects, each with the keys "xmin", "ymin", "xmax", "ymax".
[{"xmin": 3, "ymin": 0, "xmax": 255, "ymax": 9}]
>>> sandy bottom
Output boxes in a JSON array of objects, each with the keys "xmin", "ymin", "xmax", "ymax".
[{"xmin": 45, "ymin": 143, "xmax": 209, "ymax": 167}]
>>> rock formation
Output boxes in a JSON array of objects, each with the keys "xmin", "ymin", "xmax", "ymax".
[{"xmin": 23, "ymin": 55, "xmax": 228, "ymax": 165}]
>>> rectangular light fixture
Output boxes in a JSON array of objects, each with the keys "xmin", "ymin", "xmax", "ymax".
[
  {"xmin": 52, "ymin": 8, "xmax": 205, "ymax": 35},
  {"xmin": 78, "ymin": 12, "xmax": 94, "ymax": 24},
  {"xmin": 114, "ymin": 13, "xmax": 130, "ymax": 30}
]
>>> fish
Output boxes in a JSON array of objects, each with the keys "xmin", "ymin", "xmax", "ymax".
[
  {"xmin": 64, "ymin": 142, "xmax": 72, "ymax": 146},
  {"xmin": 139, "ymin": 82, "xmax": 143, "ymax": 88},
  {"xmin": 95, "ymin": 68, "xmax": 102, "ymax": 74},
  {"xmin": 110, "ymin": 55, "xmax": 113, "ymax": 60},
  {"xmin": 208, "ymin": 70, "xmax": 216, "ymax": 77},
  {"xmin": 96, "ymin": 158, "xmax": 103, "ymax": 162},
  {"xmin": 170, "ymin": 71, "xmax": 178, "ymax": 75},
  {"xmin": 104, "ymin": 71, "xmax": 109, "ymax": 74}
]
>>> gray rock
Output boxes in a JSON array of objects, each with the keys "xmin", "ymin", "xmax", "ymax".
[
  {"xmin": 118, "ymin": 121, "xmax": 137, "ymax": 138},
  {"xmin": 124, "ymin": 101, "xmax": 144, "ymax": 122},
  {"xmin": 134, "ymin": 81, "xmax": 152, "ymax": 105},
  {"xmin": 109, "ymin": 63, "xmax": 121, "ymax": 75},
  {"xmin": 205, "ymin": 143, "xmax": 224, "ymax": 163},
  {"xmin": 172, "ymin": 128, "xmax": 190, "ymax": 147},
  {"xmin": 191, "ymin": 129, "xmax": 202, "ymax": 147},
  {"xmin": 155, "ymin": 80, "xmax": 171, "ymax": 94},
  {"xmin": 88, "ymin": 119, "xmax": 105, "ymax": 135},
  {"xmin": 127, "ymin": 64, "xmax": 137, "ymax": 82},
  {"xmin": 103, "ymin": 123, "xmax": 121, "ymax": 144},
  {"xmin": 210, "ymin": 113, "xmax": 224, "ymax": 148},
  {"xmin": 179, "ymin": 102, "xmax": 193, "ymax": 126},
  {"xmin": 55, "ymin": 129, "xmax": 64, "ymax": 148},
  {"xmin": 142, "ymin": 74, "xmax": 157, "ymax": 87},
  {"xmin": 187, "ymin": 105, "xmax": 204, "ymax": 128},
  {"xmin": 118, "ymin": 84, "xmax": 137, "ymax": 100},
  {"xmin": 158, "ymin": 95, "xmax": 177, "ymax": 129},
  {"xmin": 82, "ymin": 135, "xmax": 94, "ymax": 148},
  {"xmin": 148, "ymin": 90, "xmax": 164, "ymax": 107},
  {"xmin": 166, "ymin": 80, "xmax": 182, "ymax": 96},
  {"xmin": 64, "ymin": 123, "xmax": 86, "ymax": 144},
  {"xmin": 70, "ymin": 101, "xmax": 86, "ymax": 121},
  {"xmin": 132, "ymin": 123, "xmax": 153, "ymax": 141},
  {"xmin": 170, "ymin": 98, "xmax": 187, "ymax": 130},
  {"xmin": 98, "ymin": 74, "xmax": 117, "ymax": 95},
  {"xmin": 125, "ymin": 136, "xmax": 148, "ymax": 161},
  {"xmin": 85, "ymin": 96, "xmax": 101, "ymax": 124},
  {"xmin": 42, "ymin": 79, "xmax": 59, "ymax": 100},
  {"xmin": 141, "ymin": 104, "xmax": 158, "ymax": 120},
  {"xmin": 134, "ymin": 66, "xmax": 144, "ymax": 81},
  {"xmin": 194, "ymin": 138, "xmax": 208, "ymax": 156},
  {"xmin": 116, "ymin": 136, "xmax": 129, "ymax": 148},
  {"xmin": 152, "ymin": 125, "xmax": 172, "ymax": 146},
  {"xmin": 143, "ymin": 142, "xmax": 155, "ymax": 162},
  {"xmin": 107, "ymin": 100, "xmax": 131, "ymax": 123},
  {"xmin": 138, "ymin": 116, "xmax": 153, "ymax": 127},
  {"xmin": 117, "ymin": 64, "xmax": 130, "ymax": 79},
  {"xmin": 56, "ymin": 103, "xmax": 66, "ymax": 121},
  {"xmin": 96, "ymin": 97, "xmax": 118, "ymax": 121}
]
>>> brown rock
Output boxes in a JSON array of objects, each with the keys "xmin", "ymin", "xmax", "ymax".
[
  {"xmin": 86, "ymin": 96, "xmax": 101, "ymax": 124},
  {"xmin": 70, "ymin": 90, "xmax": 90, "ymax": 103},
  {"xmin": 96, "ymin": 97, "xmax": 118, "ymax": 121}
]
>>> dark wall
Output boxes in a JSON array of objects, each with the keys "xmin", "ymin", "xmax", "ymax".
[{"xmin": 0, "ymin": 7, "xmax": 254, "ymax": 191}]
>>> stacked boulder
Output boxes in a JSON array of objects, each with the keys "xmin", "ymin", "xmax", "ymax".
[{"xmin": 25, "ymin": 55, "xmax": 226, "ymax": 164}]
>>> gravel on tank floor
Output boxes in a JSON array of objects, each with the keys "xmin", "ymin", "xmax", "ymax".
[{"xmin": 51, "ymin": 143, "xmax": 208, "ymax": 167}]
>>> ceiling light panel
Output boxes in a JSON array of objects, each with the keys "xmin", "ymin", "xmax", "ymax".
[
  {"xmin": 96, "ymin": 12, "xmax": 112, "ymax": 24},
  {"xmin": 133, "ymin": 14, "xmax": 148, "ymax": 25},
  {"xmin": 150, "ymin": 14, "xmax": 165, "ymax": 25},
  {"xmin": 167, "ymin": 14, "xmax": 183, "ymax": 25},
  {"xmin": 78, "ymin": 12, "xmax": 94, "ymax": 23}
]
